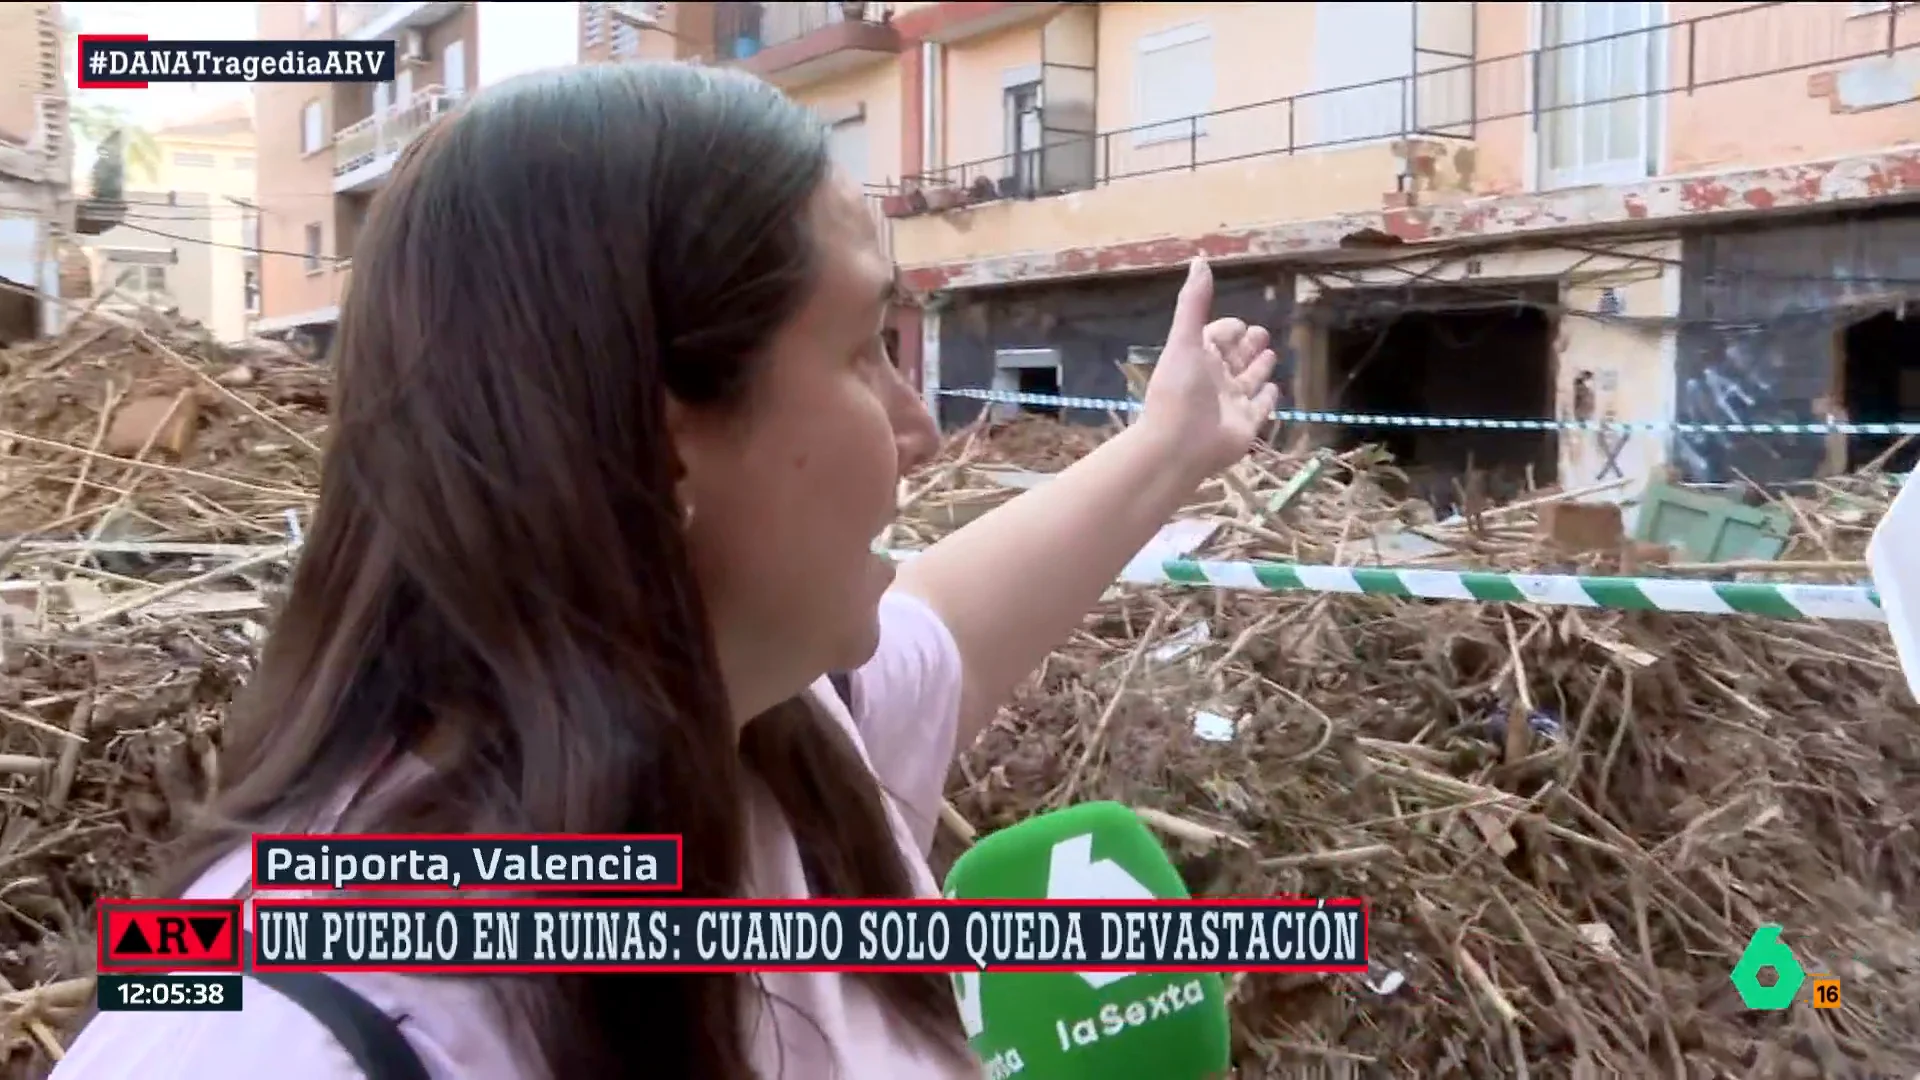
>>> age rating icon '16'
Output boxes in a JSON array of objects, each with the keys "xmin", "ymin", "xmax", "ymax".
[{"xmin": 97, "ymin": 899, "xmax": 243, "ymax": 973}]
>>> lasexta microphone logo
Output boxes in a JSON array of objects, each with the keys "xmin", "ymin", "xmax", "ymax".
[{"xmin": 943, "ymin": 802, "xmax": 1233, "ymax": 1079}]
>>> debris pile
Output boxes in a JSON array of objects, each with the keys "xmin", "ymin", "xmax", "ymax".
[
  {"xmin": 0, "ymin": 306, "xmax": 325, "ymax": 1074},
  {"xmin": 0, "ymin": 311, "xmax": 1917, "ymax": 1078},
  {"xmin": 917, "ymin": 420, "xmax": 1920, "ymax": 1078}
]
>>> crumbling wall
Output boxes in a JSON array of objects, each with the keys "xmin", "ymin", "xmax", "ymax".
[
  {"xmin": 1677, "ymin": 207, "xmax": 1920, "ymax": 484},
  {"xmin": 935, "ymin": 266, "xmax": 1294, "ymax": 429}
]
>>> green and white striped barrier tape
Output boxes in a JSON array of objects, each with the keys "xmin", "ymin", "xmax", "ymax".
[{"xmin": 885, "ymin": 551, "xmax": 1885, "ymax": 623}]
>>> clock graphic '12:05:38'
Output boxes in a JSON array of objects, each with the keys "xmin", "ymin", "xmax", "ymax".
[{"xmin": 96, "ymin": 973, "xmax": 244, "ymax": 1012}]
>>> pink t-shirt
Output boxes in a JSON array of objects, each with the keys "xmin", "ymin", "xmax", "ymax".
[{"xmin": 53, "ymin": 591, "xmax": 978, "ymax": 1080}]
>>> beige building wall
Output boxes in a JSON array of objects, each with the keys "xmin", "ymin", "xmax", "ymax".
[
  {"xmin": 789, "ymin": 62, "xmax": 905, "ymax": 189},
  {"xmin": 1468, "ymin": 1, "xmax": 1920, "ymax": 196},
  {"xmin": 85, "ymin": 189, "xmax": 218, "ymax": 331},
  {"xmin": 1664, "ymin": 1, "xmax": 1920, "ymax": 174},
  {"xmin": 939, "ymin": 24, "xmax": 1040, "ymax": 172},
  {"xmin": 131, "ymin": 105, "xmax": 258, "ymax": 342}
]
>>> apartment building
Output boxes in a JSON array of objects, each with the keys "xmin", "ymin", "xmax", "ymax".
[
  {"xmin": 253, "ymin": 1, "xmax": 917, "ymax": 365},
  {"xmin": 854, "ymin": 0, "xmax": 1920, "ymax": 492},
  {"xmin": 249, "ymin": 2, "xmax": 1920, "ymax": 490},
  {"xmin": 0, "ymin": 1, "xmax": 119, "ymax": 342},
  {"xmin": 251, "ymin": 1, "xmax": 582, "ymax": 353},
  {"xmin": 578, "ymin": 1, "xmax": 917, "ymax": 378}
]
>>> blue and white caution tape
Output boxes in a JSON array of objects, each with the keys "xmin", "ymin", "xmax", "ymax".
[
  {"xmin": 939, "ymin": 388, "xmax": 1920, "ymax": 437},
  {"xmin": 885, "ymin": 549, "xmax": 1885, "ymax": 623}
]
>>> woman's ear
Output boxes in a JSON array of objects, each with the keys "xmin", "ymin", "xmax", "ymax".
[{"xmin": 664, "ymin": 397, "xmax": 700, "ymax": 527}]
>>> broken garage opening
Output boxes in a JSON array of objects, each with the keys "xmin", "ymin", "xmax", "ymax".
[
  {"xmin": 0, "ymin": 278, "xmax": 36, "ymax": 347},
  {"xmin": 1841, "ymin": 306, "xmax": 1920, "ymax": 473},
  {"xmin": 1321, "ymin": 283, "xmax": 1559, "ymax": 512},
  {"xmin": 991, "ymin": 347, "xmax": 1062, "ymax": 421}
]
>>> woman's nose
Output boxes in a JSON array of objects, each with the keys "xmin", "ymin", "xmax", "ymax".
[{"xmin": 890, "ymin": 369, "xmax": 939, "ymax": 474}]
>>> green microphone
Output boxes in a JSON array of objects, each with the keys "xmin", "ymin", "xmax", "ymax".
[{"xmin": 943, "ymin": 801, "xmax": 1231, "ymax": 1079}]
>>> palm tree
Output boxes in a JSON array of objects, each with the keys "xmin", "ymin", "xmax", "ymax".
[{"xmin": 69, "ymin": 101, "xmax": 161, "ymax": 189}]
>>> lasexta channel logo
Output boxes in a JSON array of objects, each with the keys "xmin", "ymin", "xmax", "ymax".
[{"xmin": 1730, "ymin": 925, "xmax": 1840, "ymax": 1010}]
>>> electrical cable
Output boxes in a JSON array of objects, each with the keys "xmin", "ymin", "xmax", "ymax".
[{"xmin": 113, "ymin": 221, "xmax": 347, "ymax": 264}]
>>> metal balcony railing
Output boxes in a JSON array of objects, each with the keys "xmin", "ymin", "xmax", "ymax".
[
  {"xmin": 333, "ymin": 86, "xmax": 459, "ymax": 176},
  {"xmin": 903, "ymin": 1, "xmax": 1917, "ymax": 200},
  {"xmin": 864, "ymin": 188, "xmax": 893, "ymax": 262},
  {"xmin": 716, "ymin": 1, "xmax": 892, "ymax": 61}
]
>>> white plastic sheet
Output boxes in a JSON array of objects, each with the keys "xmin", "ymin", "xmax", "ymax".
[{"xmin": 1867, "ymin": 477, "xmax": 1920, "ymax": 701}]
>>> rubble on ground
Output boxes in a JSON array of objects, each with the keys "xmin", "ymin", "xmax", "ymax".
[
  {"xmin": 915, "ymin": 416, "xmax": 1920, "ymax": 1078},
  {"xmin": 0, "ymin": 303, "xmax": 321, "ymax": 1075},
  {"xmin": 0, "ymin": 308, "xmax": 1917, "ymax": 1078}
]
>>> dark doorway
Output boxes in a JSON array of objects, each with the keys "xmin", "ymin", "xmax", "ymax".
[
  {"xmin": 1325, "ymin": 288, "xmax": 1558, "ymax": 514},
  {"xmin": 1842, "ymin": 308, "xmax": 1920, "ymax": 473},
  {"xmin": 1016, "ymin": 365, "xmax": 1061, "ymax": 419},
  {"xmin": 0, "ymin": 278, "xmax": 38, "ymax": 346}
]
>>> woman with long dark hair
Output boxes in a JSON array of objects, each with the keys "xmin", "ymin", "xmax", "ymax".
[{"xmin": 55, "ymin": 60, "xmax": 1277, "ymax": 1079}]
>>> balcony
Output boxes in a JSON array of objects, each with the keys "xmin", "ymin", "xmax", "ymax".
[
  {"xmin": 864, "ymin": 188, "xmax": 893, "ymax": 264},
  {"xmin": 608, "ymin": 2, "xmax": 664, "ymax": 28},
  {"xmin": 888, "ymin": 1, "xmax": 1061, "ymax": 45},
  {"xmin": 337, "ymin": 1, "xmax": 463, "ymax": 40},
  {"xmin": 333, "ymin": 86, "xmax": 460, "ymax": 193},
  {"xmin": 886, "ymin": 0, "xmax": 1920, "ymax": 274},
  {"xmin": 715, "ymin": 1, "xmax": 903, "ymax": 89}
]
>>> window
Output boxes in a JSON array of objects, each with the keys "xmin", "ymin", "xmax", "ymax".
[
  {"xmin": 1305, "ymin": 1, "xmax": 1415, "ymax": 148},
  {"xmin": 826, "ymin": 118, "xmax": 869, "ymax": 185},
  {"xmin": 1133, "ymin": 24, "xmax": 1213, "ymax": 146},
  {"xmin": 243, "ymin": 217, "xmax": 259, "ymax": 252},
  {"xmin": 1004, "ymin": 82, "xmax": 1042, "ymax": 195},
  {"xmin": 396, "ymin": 68, "xmax": 414, "ymax": 103},
  {"xmin": 373, "ymin": 80, "xmax": 392, "ymax": 116},
  {"xmin": 301, "ymin": 100, "xmax": 325, "ymax": 154},
  {"xmin": 584, "ymin": 3, "xmax": 607, "ymax": 47},
  {"xmin": 443, "ymin": 39, "xmax": 467, "ymax": 94},
  {"xmin": 304, "ymin": 1, "xmax": 322, "ymax": 26},
  {"xmin": 244, "ymin": 268, "xmax": 261, "ymax": 314},
  {"xmin": 171, "ymin": 151, "xmax": 216, "ymax": 168},
  {"xmin": 613, "ymin": 21, "xmax": 639, "ymax": 57},
  {"xmin": 1538, "ymin": 1, "xmax": 1657, "ymax": 189},
  {"xmin": 304, "ymin": 223, "xmax": 323, "ymax": 273},
  {"xmin": 141, "ymin": 265, "xmax": 168, "ymax": 293},
  {"xmin": 232, "ymin": 155, "xmax": 255, "ymax": 169}
]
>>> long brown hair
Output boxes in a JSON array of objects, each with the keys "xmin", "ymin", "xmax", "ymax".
[{"xmin": 161, "ymin": 62, "xmax": 965, "ymax": 1077}]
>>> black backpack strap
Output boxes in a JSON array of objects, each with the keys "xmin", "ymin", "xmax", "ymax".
[
  {"xmin": 827, "ymin": 671, "xmax": 855, "ymax": 712},
  {"xmin": 243, "ymin": 933, "xmax": 432, "ymax": 1080}
]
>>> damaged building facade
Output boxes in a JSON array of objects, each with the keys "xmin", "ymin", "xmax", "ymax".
[
  {"xmin": 252, "ymin": 0, "xmax": 1920, "ymax": 493},
  {"xmin": 0, "ymin": 2, "xmax": 124, "ymax": 345},
  {"xmin": 866, "ymin": 0, "xmax": 1920, "ymax": 494},
  {"xmin": 0, "ymin": 2, "xmax": 78, "ymax": 343}
]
